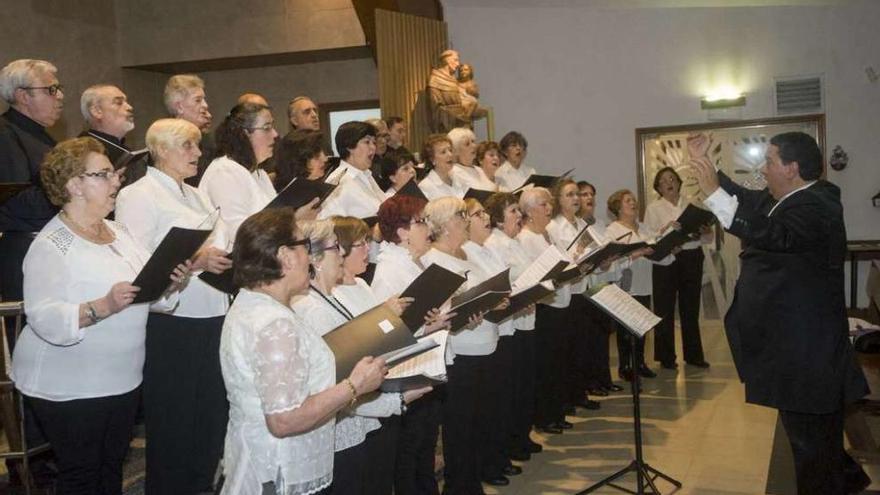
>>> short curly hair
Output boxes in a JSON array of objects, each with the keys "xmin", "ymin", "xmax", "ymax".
[
  {"xmin": 607, "ymin": 189, "xmax": 635, "ymax": 218},
  {"xmin": 424, "ymin": 196, "xmax": 466, "ymax": 240},
  {"xmin": 332, "ymin": 216, "xmax": 370, "ymax": 258},
  {"xmin": 40, "ymin": 137, "xmax": 106, "ymax": 206},
  {"xmin": 377, "ymin": 195, "xmax": 427, "ymax": 244},
  {"xmin": 484, "ymin": 192, "xmax": 518, "ymax": 229},
  {"xmin": 232, "ymin": 207, "xmax": 300, "ymax": 289}
]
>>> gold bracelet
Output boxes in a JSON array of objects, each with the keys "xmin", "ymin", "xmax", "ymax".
[{"xmin": 343, "ymin": 378, "xmax": 358, "ymax": 407}]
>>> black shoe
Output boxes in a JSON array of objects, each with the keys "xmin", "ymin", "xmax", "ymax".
[
  {"xmin": 554, "ymin": 420, "xmax": 574, "ymax": 429},
  {"xmin": 607, "ymin": 383, "xmax": 625, "ymax": 392},
  {"xmin": 638, "ymin": 365, "xmax": 657, "ymax": 378},
  {"xmin": 686, "ymin": 360, "xmax": 711, "ymax": 368},
  {"xmin": 587, "ymin": 387, "xmax": 609, "ymax": 396},
  {"xmin": 526, "ymin": 439, "xmax": 543, "ymax": 453},
  {"xmin": 483, "ymin": 475, "xmax": 510, "ymax": 486},
  {"xmin": 503, "ymin": 464, "xmax": 523, "ymax": 476},
  {"xmin": 575, "ymin": 398, "xmax": 601, "ymax": 410},
  {"xmin": 509, "ymin": 450, "xmax": 531, "ymax": 461},
  {"xmin": 537, "ymin": 424, "xmax": 563, "ymax": 434},
  {"xmin": 660, "ymin": 361, "xmax": 678, "ymax": 370}
]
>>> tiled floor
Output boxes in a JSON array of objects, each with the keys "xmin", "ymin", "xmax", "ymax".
[{"xmin": 487, "ymin": 319, "xmax": 780, "ymax": 495}]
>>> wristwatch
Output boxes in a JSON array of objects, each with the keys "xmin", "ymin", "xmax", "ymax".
[
  {"xmin": 399, "ymin": 392, "xmax": 407, "ymax": 414},
  {"xmin": 86, "ymin": 302, "xmax": 102, "ymax": 324}
]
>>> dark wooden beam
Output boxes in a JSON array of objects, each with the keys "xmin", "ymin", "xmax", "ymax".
[{"xmin": 121, "ymin": 46, "xmax": 373, "ymax": 74}]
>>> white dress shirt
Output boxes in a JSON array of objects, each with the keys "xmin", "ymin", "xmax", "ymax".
[
  {"xmin": 418, "ymin": 169, "xmax": 466, "ymax": 200},
  {"xmin": 420, "ymin": 247, "xmax": 499, "ymax": 357},
  {"xmin": 702, "ymin": 181, "xmax": 817, "ymax": 228},
  {"xmin": 319, "ymin": 160, "xmax": 386, "ymax": 219},
  {"xmin": 12, "ymin": 216, "xmax": 175, "ymax": 401},
  {"xmin": 495, "ymin": 161, "xmax": 536, "ymax": 191},
  {"xmin": 292, "ymin": 286, "xmax": 402, "ymax": 453},
  {"xmin": 220, "ymin": 289, "xmax": 335, "ymax": 495},
  {"xmin": 517, "ymin": 228, "xmax": 571, "ymax": 308},
  {"xmin": 461, "ymin": 241, "xmax": 515, "ymax": 337},
  {"xmin": 198, "ymin": 156, "xmax": 276, "ymax": 242},
  {"xmin": 547, "ymin": 215, "xmax": 590, "ymax": 294},
  {"xmin": 604, "ymin": 221, "xmax": 653, "ymax": 296},
  {"xmin": 643, "ymin": 196, "xmax": 704, "ymax": 266},
  {"xmin": 116, "ymin": 167, "xmax": 230, "ymax": 318},
  {"xmin": 484, "ymin": 229, "xmax": 536, "ymax": 330}
]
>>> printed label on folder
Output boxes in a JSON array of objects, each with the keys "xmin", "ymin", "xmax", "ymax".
[{"xmin": 378, "ymin": 319, "xmax": 395, "ymax": 334}]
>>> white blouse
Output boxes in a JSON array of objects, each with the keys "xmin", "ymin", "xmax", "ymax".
[
  {"xmin": 116, "ymin": 167, "xmax": 230, "ymax": 318},
  {"xmin": 220, "ymin": 289, "xmax": 335, "ymax": 495},
  {"xmin": 453, "ymin": 164, "xmax": 500, "ymax": 192},
  {"xmin": 198, "ymin": 155, "xmax": 276, "ymax": 242},
  {"xmin": 495, "ymin": 161, "xmax": 536, "ymax": 191},
  {"xmin": 12, "ymin": 216, "xmax": 174, "ymax": 401},
  {"xmin": 547, "ymin": 215, "xmax": 590, "ymax": 295},
  {"xmin": 604, "ymin": 221, "xmax": 653, "ymax": 296},
  {"xmin": 370, "ymin": 242, "xmax": 423, "ymax": 302},
  {"xmin": 418, "ymin": 169, "xmax": 466, "ymax": 200},
  {"xmin": 319, "ymin": 160, "xmax": 386, "ymax": 220},
  {"xmin": 292, "ymin": 286, "xmax": 402, "ymax": 453},
  {"xmin": 420, "ymin": 247, "xmax": 499, "ymax": 357},
  {"xmin": 517, "ymin": 228, "xmax": 571, "ymax": 309},
  {"xmin": 643, "ymin": 196, "xmax": 706, "ymax": 260},
  {"xmin": 461, "ymin": 241, "xmax": 515, "ymax": 337},
  {"xmin": 484, "ymin": 229, "xmax": 536, "ymax": 331}
]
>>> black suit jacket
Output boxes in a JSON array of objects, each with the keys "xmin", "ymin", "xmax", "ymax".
[
  {"xmin": 720, "ymin": 172, "xmax": 868, "ymax": 414},
  {"xmin": 0, "ymin": 109, "xmax": 57, "ymax": 232}
]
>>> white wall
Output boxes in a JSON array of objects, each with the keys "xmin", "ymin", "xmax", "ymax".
[{"xmin": 443, "ymin": 0, "xmax": 880, "ymax": 305}]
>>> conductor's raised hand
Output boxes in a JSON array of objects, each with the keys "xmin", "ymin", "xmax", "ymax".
[
  {"xmin": 347, "ymin": 356, "xmax": 388, "ymax": 396},
  {"xmin": 690, "ymin": 156, "xmax": 720, "ymax": 197},
  {"xmin": 687, "ymin": 132, "xmax": 712, "ymax": 160},
  {"xmin": 104, "ymin": 281, "xmax": 140, "ymax": 314}
]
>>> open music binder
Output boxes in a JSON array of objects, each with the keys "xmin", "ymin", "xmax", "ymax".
[
  {"xmin": 381, "ymin": 330, "xmax": 449, "ymax": 392},
  {"xmin": 588, "ymin": 283, "xmax": 661, "ymax": 338},
  {"xmin": 323, "ymin": 303, "xmax": 429, "ymax": 380},
  {"xmin": 485, "ymin": 281, "xmax": 554, "ymax": 323},
  {"xmin": 265, "ymin": 177, "xmax": 336, "ymax": 211},
  {"xmin": 399, "ymin": 263, "xmax": 468, "ymax": 331},
  {"xmin": 645, "ymin": 204, "xmax": 716, "ymax": 261},
  {"xmin": 448, "ymin": 269, "xmax": 511, "ymax": 331},
  {"xmin": 113, "ymin": 148, "xmax": 150, "ymax": 171},
  {"xmin": 132, "ymin": 227, "xmax": 212, "ymax": 303}
]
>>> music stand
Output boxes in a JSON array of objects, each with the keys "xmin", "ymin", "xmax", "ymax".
[{"xmin": 576, "ymin": 318, "xmax": 682, "ymax": 494}]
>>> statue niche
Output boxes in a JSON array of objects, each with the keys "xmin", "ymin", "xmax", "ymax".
[{"xmin": 427, "ymin": 50, "xmax": 488, "ymax": 133}]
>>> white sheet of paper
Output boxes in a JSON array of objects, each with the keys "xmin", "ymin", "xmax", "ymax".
[
  {"xmin": 590, "ymin": 284, "xmax": 661, "ymax": 337},
  {"xmin": 512, "ymin": 245, "xmax": 568, "ymax": 292},
  {"xmin": 386, "ymin": 330, "xmax": 449, "ymax": 379}
]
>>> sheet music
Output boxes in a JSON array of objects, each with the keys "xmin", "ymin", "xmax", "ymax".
[
  {"xmin": 385, "ymin": 330, "xmax": 448, "ymax": 379},
  {"xmin": 590, "ymin": 284, "xmax": 661, "ymax": 337},
  {"xmin": 512, "ymin": 245, "xmax": 568, "ymax": 291}
]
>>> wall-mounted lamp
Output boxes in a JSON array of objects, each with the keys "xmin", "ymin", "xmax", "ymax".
[{"xmin": 700, "ymin": 95, "xmax": 747, "ymax": 110}]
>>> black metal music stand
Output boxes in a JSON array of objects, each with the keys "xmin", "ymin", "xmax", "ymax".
[{"xmin": 576, "ymin": 329, "xmax": 682, "ymax": 494}]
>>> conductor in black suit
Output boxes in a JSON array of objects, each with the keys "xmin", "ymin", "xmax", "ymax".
[{"xmin": 692, "ymin": 132, "xmax": 869, "ymax": 495}]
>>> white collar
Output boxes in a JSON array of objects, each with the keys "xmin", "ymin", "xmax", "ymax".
[
  {"xmin": 147, "ymin": 166, "xmax": 187, "ymax": 198},
  {"xmin": 768, "ymin": 181, "xmax": 817, "ymax": 217}
]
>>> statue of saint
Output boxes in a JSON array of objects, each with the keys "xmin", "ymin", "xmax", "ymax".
[{"xmin": 427, "ymin": 50, "xmax": 487, "ymax": 132}]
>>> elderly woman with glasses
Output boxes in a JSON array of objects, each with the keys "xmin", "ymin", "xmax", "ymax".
[
  {"xmin": 115, "ymin": 118, "xmax": 234, "ymax": 494},
  {"xmin": 420, "ymin": 197, "xmax": 507, "ymax": 493},
  {"xmin": 12, "ymin": 137, "xmax": 188, "ymax": 495},
  {"xmin": 199, "ymin": 102, "xmax": 279, "ymax": 241},
  {"xmin": 220, "ymin": 208, "xmax": 387, "ymax": 495},
  {"xmin": 292, "ymin": 219, "xmax": 429, "ymax": 494}
]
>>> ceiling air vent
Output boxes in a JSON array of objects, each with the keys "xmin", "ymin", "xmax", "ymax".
[{"xmin": 774, "ymin": 76, "xmax": 823, "ymax": 115}]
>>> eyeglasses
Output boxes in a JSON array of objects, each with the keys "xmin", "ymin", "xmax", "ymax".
[
  {"xmin": 246, "ymin": 122, "xmax": 276, "ymax": 132},
  {"xmin": 410, "ymin": 217, "xmax": 427, "ymax": 226},
  {"xmin": 469, "ymin": 209, "xmax": 487, "ymax": 218},
  {"xmin": 21, "ymin": 84, "xmax": 64, "ymax": 96},
  {"xmin": 314, "ymin": 242, "xmax": 340, "ymax": 254},
  {"xmin": 455, "ymin": 210, "xmax": 469, "ymax": 219},
  {"xmin": 287, "ymin": 238, "xmax": 312, "ymax": 254},
  {"xmin": 80, "ymin": 169, "xmax": 124, "ymax": 182}
]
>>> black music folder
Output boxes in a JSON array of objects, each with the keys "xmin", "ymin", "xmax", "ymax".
[
  {"xmin": 646, "ymin": 230, "xmax": 691, "ymax": 262},
  {"xmin": 198, "ymin": 269, "xmax": 237, "ymax": 295},
  {"xmin": 0, "ymin": 183, "xmax": 29, "ymax": 205},
  {"xmin": 676, "ymin": 204, "xmax": 716, "ymax": 235},
  {"xmin": 132, "ymin": 227, "xmax": 212, "ymax": 303},
  {"xmin": 394, "ymin": 179, "xmax": 428, "ymax": 201},
  {"xmin": 485, "ymin": 282, "xmax": 554, "ymax": 323},
  {"xmin": 513, "ymin": 168, "xmax": 573, "ymax": 192},
  {"xmin": 463, "ymin": 188, "xmax": 496, "ymax": 204},
  {"xmin": 113, "ymin": 148, "xmax": 150, "ymax": 171},
  {"xmin": 265, "ymin": 177, "xmax": 336, "ymax": 211},
  {"xmin": 381, "ymin": 374, "xmax": 447, "ymax": 393},
  {"xmin": 578, "ymin": 241, "xmax": 648, "ymax": 270},
  {"xmin": 448, "ymin": 269, "xmax": 511, "ymax": 331},
  {"xmin": 399, "ymin": 264, "xmax": 467, "ymax": 330},
  {"xmin": 322, "ymin": 304, "xmax": 417, "ymax": 380}
]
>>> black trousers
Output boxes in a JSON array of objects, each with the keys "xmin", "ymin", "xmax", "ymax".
[
  {"xmin": 394, "ymin": 391, "xmax": 441, "ymax": 495},
  {"xmin": 332, "ymin": 425, "xmax": 397, "ymax": 495},
  {"xmin": 616, "ymin": 295, "xmax": 651, "ymax": 370},
  {"xmin": 26, "ymin": 387, "xmax": 140, "ymax": 495},
  {"xmin": 582, "ymin": 297, "xmax": 614, "ymax": 389},
  {"xmin": 509, "ymin": 330, "xmax": 536, "ymax": 454},
  {"xmin": 442, "ymin": 354, "xmax": 490, "ymax": 495},
  {"xmin": 652, "ymin": 248, "xmax": 706, "ymax": 364},
  {"xmin": 778, "ymin": 408, "xmax": 845, "ymax": 495},
  {"xmin": 144, "ymin": 313, "xmax": 228, "ymax": 495},
  {"xmin": 481, "ymin": 338, "xmax": 512, "ymax": 478},
  {"xmin": 535, "ymin": 305, "xmax": 568, "ymax": 426},
  {"xmin": 565, "ymin": 297, "xmax": 590, "ymax": 404},
  {"xmin": 331, "ymin": 441, "xmax": 367, "ymax": 494}
]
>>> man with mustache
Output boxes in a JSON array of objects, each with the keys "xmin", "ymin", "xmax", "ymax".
[
  {"xmin": 163, "ymin": 74, "xmax": 215, "ymax": 186},
  {"xmin": 0, "ymin": 57, "xmax": 64, "ymax": 488},
  {"xmin": 80, "ymin": 84, "xmax": 143, "ymax": 185}
]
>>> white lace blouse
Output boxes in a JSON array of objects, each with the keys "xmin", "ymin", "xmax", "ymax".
[
  {"xmin": 220, "ymin": 289, "xmax": 336, "ymax": 495},
  {"xmin": 292, "ymin": 286, "xmax": 402, "ymax": 453}
]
